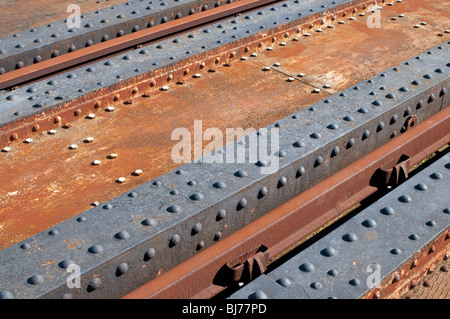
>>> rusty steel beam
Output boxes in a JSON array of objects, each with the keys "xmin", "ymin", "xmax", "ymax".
[
  {"xmin": 123, "ymin": 106, "xmax": 450, "ymax": 299},
  {"xmin": 0, "ymin": 0, "xmax": 281, "ymax": 90}
]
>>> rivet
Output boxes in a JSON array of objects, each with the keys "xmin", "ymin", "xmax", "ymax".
[
  {"xmin": 362, "ymin": 218, "xmax": 377, "ymax": 228},
  {"xmin": 2, "ymin": 146, "xmax": 11, "ymax": 152},
  {"xmin": 27, "ymin": 275, "xmax": 44, "ymax": 285},
  {"xmin": 116, "ymin": 177, "xmax": 126, "ymax": 183},
  {"xmin": 349, "ymin": 278, "xmax": 360, "ymax": 286},
  {"xmin": 213, "ymin": 181, "xmax": 226, "ymax": 189},
  {"xmin": 115, "ymin": 230, "xmax": 130, "ymax": 240},
  {"xmin": 161, "ymin": 86, "xmax": 169, "ymax": 91},
  {"xmin": 299, "ymin": 262, "xmax": 315, "ymax": 272},
  {"xmin": 390, "ymin": 248, "xmax": 402, "ymax": 255},
  {"xmin": 193, "ymin": 73, "xmax": 202, "ymax": 78},
  {"xmin": 48, "ymin": 129, "xmax": 57, "ymax": 135},
  {"xmin": 87, "ymin": 277, "xmax": 101, "ymax": 291},
  {"xmin": 192, "ymin": 222, "xmax": 202, "ymax": 234},
  {"xmin": 398, "ymin": 194, "xmax": 412, "ymax": 203},
  {"xmin": 342, "ymin": 233, "xmax": 358, "ymax": 242},
  {"xmin": 392, "ymin": 273, "xmax": 400, "ymax": 283},
  {"xmin": 87, "ymin": 113, "xmax": 95, "ymax": 119},
  {"xmin": 58, "ymin": 259, "xmax": 74, "ymax": 269},
  {"xmin": 91, "ymin": 160, "xmax": 101, "ymax": 166},
  {"xmin": 10, "ymin": 133, "xmax": 18, "ymax": 141},
  {"xmin": 167, "ymin": 205, "xmax": 181, "ymax": 213},
  {"xmin": 0, "ymin": 291, "xmax": 14, "ymax": 299},
  {"xmin": 170, "ymin": 234, "xmax": 181, "ymax": 246},
  {"xmin": 321, "ymin": 247, "xmax": 337, "ymax": 257},
  {"xmin": 426, "ymin": 220, "xmax": 436, "ymax": 227},
  {"xmin": 237, "ymin": 198, "xmax": 247, "ymax": 210},
  {"xmin": 116, "ymin": 263, "xmax": 128, "ymax": 276},
  {"xmin": 214, "ymin": 231, "xmax": 222, "ymax": 241}
]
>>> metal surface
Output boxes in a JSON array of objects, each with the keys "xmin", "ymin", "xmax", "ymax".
[
  {"xmin": 0, "ymin": 0, "xmax": 398, "ymax": 144},
  {"xmin": 0, "ymin": 0, "xmax": 448, "ymax": 250},
  {"xmin": 0, "ymin": 0, "xmax": 234, "ymax": 76},
  {"xmin": 0, "ymin": 40, "xmax": 448, "ymax": 298},
  {"xmin": 0, "ymin": 0, "xmax": 282, "ymax": 89},
  {"xmin": 124, "ymin": 106, "xmax": 450, "ymax": 299},
  {"xmin": 228, "ymin": 153, "xmax": 450, "ymax": 299}
]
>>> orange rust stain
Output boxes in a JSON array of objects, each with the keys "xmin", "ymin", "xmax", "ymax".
[
  {"xmin": 41, "ymin": 260, "xmax": 57, "ymax": 266},
  {"xmin": 0, "ymin": 0, "xmax": 449, "ymax": 250},
  {"xmin": 63, "ymin": 239, "xmax": 85, "ymax": 249}
]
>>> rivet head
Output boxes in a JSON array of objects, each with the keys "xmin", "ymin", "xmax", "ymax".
[
  {"xmin": 167, "ymin": 205, "xmax": 181, "ymax": 213},
  {"xmin": 310, "ymin": 282, "xmax": 323, "ymax": 290},
  {"xmin": 430, "ymin": 172, "xmax": 443, "ymax": 179},
  {"xmin": 0, "ymin": 291, "xmax": 14, "ymax": 299},
  {"xmin": 362, "ymin": 218, "xmax": 377, "ymax": 228},
  {"xmin": 28, "ymin": 275, "xmax": 44, "ymax": 285},
  {"xmin": 349, "ymin": 278, "xmax": 360, "ymax": 286},
  {"xmin": 414, "ymin": 183, "xmax": 428, "ymax": 191},
  {"xmin": 116, "ymin": 263, "xmax": 128, "ymax": 275},
  {"xmin": 327, "ymin": 269, "xmax": 338, "ymax": 277},
  {"xmin": 390, "ymin": 248, "xmax": 402, "ymax": 255},
  {"xmin": 88, "ymin": 244, "xmax": 104, "ymax": 254},
  {"xmin": 249, "ymin": 291, "xmax": 268, "ymax": 299},
  {"xmin": 144, "ymin": 248, "xmax": 156, "ymax": 260},
  {"xmin": 426, "ymin": 220, "xmax": 436, "ymax": 227},
  {"xmin": 321, "ymin": 247, "xmax": 337, "ymax": 257},
  {"xmin": 115, "ymin": 230, "xmax": 130, "ymax": 240},
  {"xmin": 342, "ymin": 233, "xmax": 358, "ymax": 242},
  {"xmin": 190, "ymin": 192, "xmax": 204, "ymax": 201},
  {"xmin": 234, "ymin": 169, "xmax": 248, "ymax": 177},
  {"xmin": 237, "ymin": 198, "xmax": 247, "ymax": 210},
  {"xmin": 58, "ymin": 259, "xmax": 75, "ymax": 269},
  {"xmin": 87, "ymin": 277, "xmax": 101, "ymax": 291},
  {"xmin": 192, "ymin": 222, "xmax": 202, "ymax": 234},
  {"xmin": 398, "ymin": 194, "xmax": 412, "ymax": 203},
  {"xmin": 213, "ymin": 181, "xmax": 226, "ymax": 189},
  {"xmin": 170, "ymin": 234, "xmax": 181, "ymax": 246},
  {"xmin": 216, "ymin": 209, "xmax": 227, "ymax": 220},
  {"xmin": 380, "ymin": 206, "xmax": 395, "ymax": 215},
  {"xmin": 275, "ymin": 277, "xmax": 292, "ymax": 288},
  {"xmin": 300, "ymin": 262, "xmax": 315, "ymax": 272}
]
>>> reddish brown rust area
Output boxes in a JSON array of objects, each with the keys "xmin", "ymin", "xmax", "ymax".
[{"xmin": 0, "ymin": 0, "xmax": 449, "ymax": 249}]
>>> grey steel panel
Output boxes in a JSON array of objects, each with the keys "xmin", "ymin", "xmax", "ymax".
[{"xmin": 229, "ymin": 154, "xmax": 450, "ymax": 299}]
